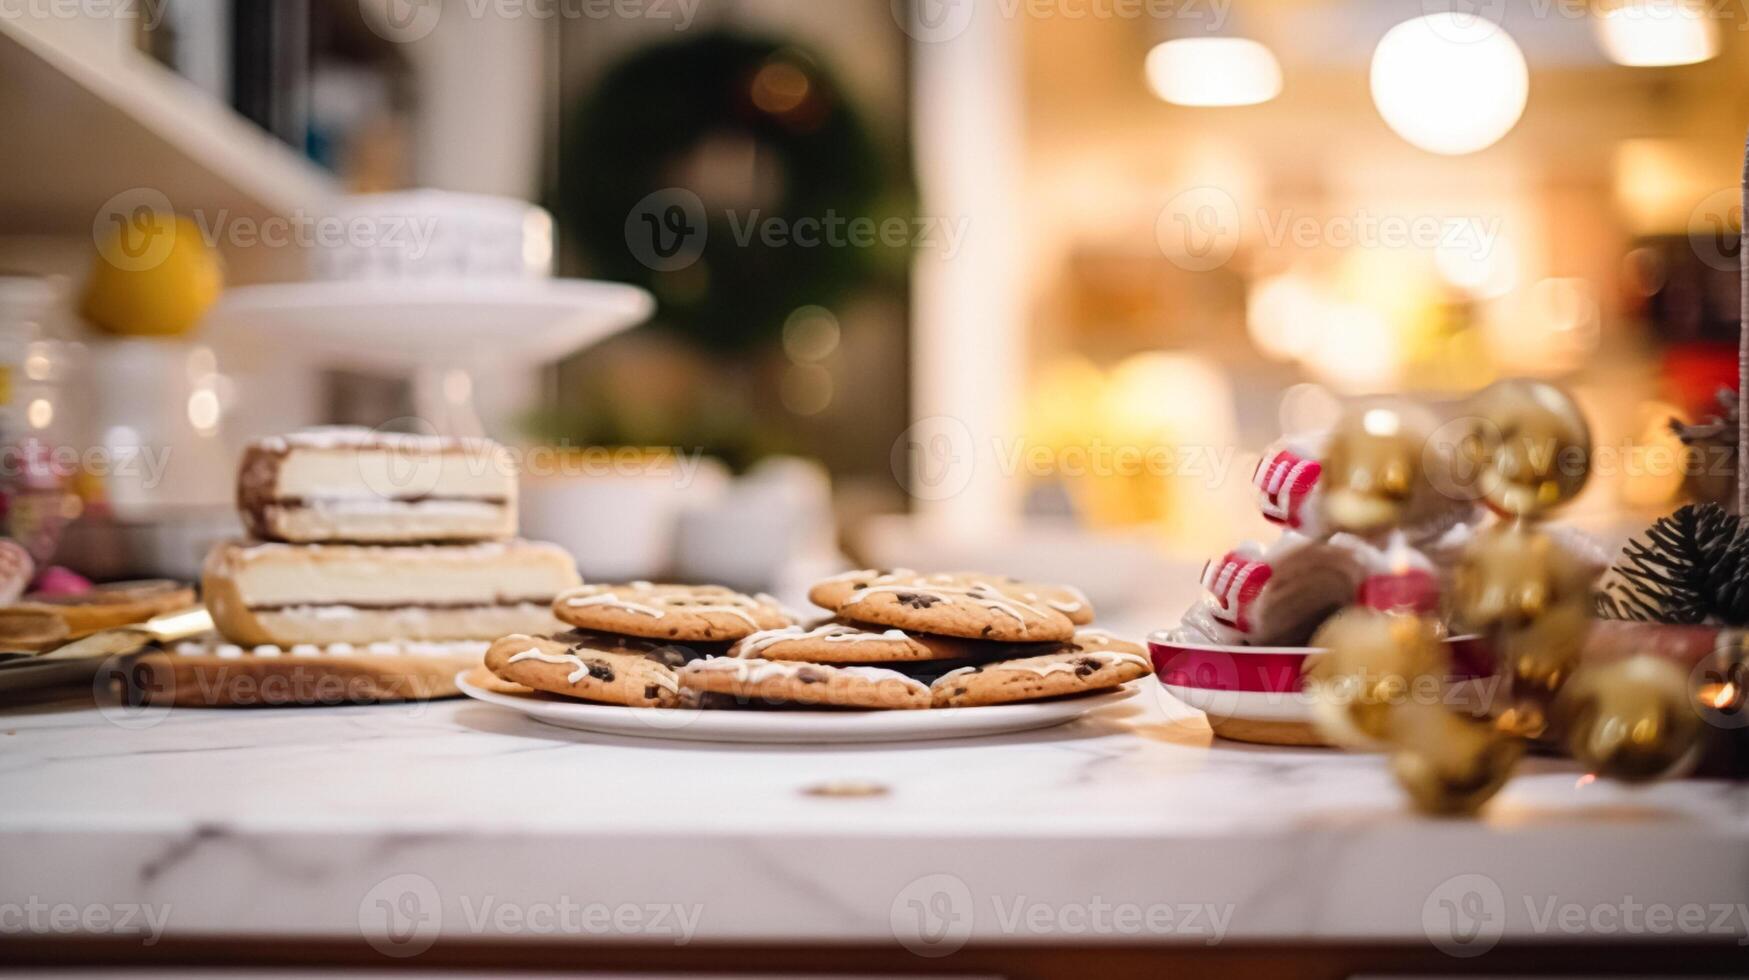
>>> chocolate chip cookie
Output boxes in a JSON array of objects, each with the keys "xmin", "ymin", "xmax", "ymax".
[
  {"xmin": 728, "ymin": 620, "xmax": 938, "ymax": 663},
  {"xmin": 820, "ymin": 574, "xmax": 1075, "ymax": 643},
  {"xmin": 485, "ymin": 633, "xmax": 682, "ymax": 707},
  {"xmin": 553, "ymin": 583, "xmax": 792, "ymax": 642},
  {"xmin": 929, "ymin": 647, "xmax": 1152, "ymax": 707},
  {"xmin": 679, "ymin": 657, "xmax": 931, "ymax": 710},
  {"xmin": 810, "ymin": 569, "xmax": 1095, "ymax": 625}
]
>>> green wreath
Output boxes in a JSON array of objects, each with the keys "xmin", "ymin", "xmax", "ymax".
[{"xmin": 559, "ymin": 32, "xmax": 907, "ymax": 352}]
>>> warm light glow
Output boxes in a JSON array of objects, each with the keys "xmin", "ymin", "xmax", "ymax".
[
  {"xmin": 1435, "ymin": 231, "xmax": 1518, "ymax": 299},
  {"xmin": 1362, "ymin": 408, "xmax": 1401, "ymax": 438},
  {"xmin": 1145, "ymin": 38, "xmax": 1282, "ymax": 108},
  {"xmin": 1370, "ymin": 15, "xmax": 1528, "ymax": 155},
  {"xmin": 187, "ymin": 388, "xmax": 221, "ymax": 434},
  {"xmin": 1104, "ymin": 352, "xmax": 1236, "ymax": 446},
  {"xmin": 1278, "ymin": 383, "xmax": 1341, "ymax": 436},
  {"xmin": 1305, "ymin": 304, "xmax": 1399, "ymax": 392},
  {"xmin": 1595, "ymin": 0, "xmax": 1718, "ymax": 67},
  {"xmin": 1699, "ymin": 681, "xmax": 1737, "ymax": 710},
  {"xmin": 26, "ymin": 398, "xmax": 51, "ymax": 429},
  {"xmin": 1621, "ymin": 400, "xmax": 1688, "ymax": 508},
  {"xmin": 1246, "ymin": 274, "xmax": 1324, "ymax": 361},
  {"xmin": 751, "ymin": 61, "xmax": 812, "ymax": 114}
]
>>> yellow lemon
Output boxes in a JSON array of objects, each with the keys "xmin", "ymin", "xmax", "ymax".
[{"xmin": 82, "ymin": 212, "xmax": 223, "ymax": 337}]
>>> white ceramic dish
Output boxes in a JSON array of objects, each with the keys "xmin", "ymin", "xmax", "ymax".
[
  {"xmin": 204, "ymin": 279, "xmax": 653, "ymax": 371},
  {"xmin": 456, "ymin": 671, "xmax": 1140, "ymax": 744}
]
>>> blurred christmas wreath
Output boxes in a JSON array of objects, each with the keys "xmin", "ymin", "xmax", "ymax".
[{"xmin": 557, "ymin": 31, "xmax": 909, "ymax": 353}]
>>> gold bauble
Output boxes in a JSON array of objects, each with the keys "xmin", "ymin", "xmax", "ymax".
[
  {"xmin": 1320, "ymin": 405, "xmax": 1433, "ymax": 535},
  {"xmin": 1387, "ymin": 703, "xmax": 1525, "ymax": 816},
  {"xmin": 1452, "ymin": 523, "xmax": 1598, "ymax": 631},
  {"xmin": 1461, "ymin": 379, "xmax": 1591, "ymax": 519},
  {"xmin": 1305, "ymin": 608, "xmax": 1448, "ymax": 748},
  {"xmin": 1558, "ymin": 655, "xmax": 1704, "ymax": 783},
  {"xmin": 1492, "ymin": 600, "xmax": 1592, "ymax": 737}
]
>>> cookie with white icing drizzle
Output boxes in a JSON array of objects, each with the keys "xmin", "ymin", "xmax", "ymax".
[
  {"xmin": 727, "ymin": 620, "xmax": 939, "ymax": 663},
  {"xmin": 817, "ymin": 576, "xmax": 1075, "ymax": 643},
  {"xmin": 929, "ymin": 647, "xmax": 1152, "ymax": 708},
  {"xmin": 810, "ymin": 569, "xmax": 1095, "ymax": 626},
  {"xmin": 485, "ymin": 633, "xmax": 682, "ymax": 707},
  {"xmin": 552, "ymin": 582, "xmax": 792, "ymax": 642},
  {"xmin": 679, "ymin": 656, "xmax": 931, "ymax": 710}
]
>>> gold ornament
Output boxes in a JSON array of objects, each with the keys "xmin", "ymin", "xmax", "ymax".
[
  {"xmin": 1558, "ymin": 655, "xmax": 1704, "ymax": 782},
  {"xmin": 1451, "ymin": 523, "xmax": 1596, "ymax": 630},
  {"xmin": 1387, "ymin": 702, "xmax": 1525, "ymax": 816},
  {"xmin": 1451, "ymin": 523, "xmax": 1599, "ymax": 737},
  {"xmin": 1320, "ymin": 406, "xmax": 1433, "ymax": 535},
  {"xmin": 1460, "ymin": 380, "xmax": 1591, "ymax": 518},
  {"xmin": 1305, "ymin": 608, "xmax": 1448, "ymax": 749}
]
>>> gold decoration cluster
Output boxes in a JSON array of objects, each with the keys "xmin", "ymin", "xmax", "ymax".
[{"xmin": 1305, "ymin": 380, "xmax": 1706, "ymax": 815}]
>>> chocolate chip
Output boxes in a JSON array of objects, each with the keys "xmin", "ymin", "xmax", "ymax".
[
  {"xmin": 980, "ymin": 625, "xmax": 993, "ymax": 637},
  {"xmin": 586, "ymin": 661, "xmax": 616, "ymax": 682},
  {"xmin": 895, "ymin": 592, "xmax": 942, "ymax": 609},
  {"xmin": 643, "ymin": 684, "xmax": 660, "ymax": 699},
  {"xmin": 1074, "ymin": 657, "xmax": 1101, "ymax": 677}
]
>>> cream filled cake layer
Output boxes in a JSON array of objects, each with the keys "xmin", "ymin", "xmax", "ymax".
[
  {"xmin": 238, "ymin": 427, "xmax": 518, "ymax": 543},
  {"xmin": 202, "ymin": 539, "xmax": 580, "ymax": 645}
]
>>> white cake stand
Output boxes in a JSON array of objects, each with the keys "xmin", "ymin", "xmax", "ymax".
[{"xmin": 202, "ymin": 278, "xmax": 654, "ymax": 435}]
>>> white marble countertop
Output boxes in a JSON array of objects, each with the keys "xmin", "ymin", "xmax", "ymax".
[{"xmin": 2, "ymin": 678, "xmax": 1747, "ymax": 956}]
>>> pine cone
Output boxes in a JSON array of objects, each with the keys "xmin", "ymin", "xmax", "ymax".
[
  {"xmin": 1596, "ymin": 503, "xmax": 1737, "ymax": 624},
  {"xmin": 1711, "ymin": 523, "xmax": 1749, "ymax": 623}
]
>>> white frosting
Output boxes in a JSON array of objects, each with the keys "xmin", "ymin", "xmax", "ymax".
[
  {"xmin": 562, "ymin": 584, "xmax": 769, "ymax": 630},
  {"xmin": 735, "ymin": 623, "xmax": 911, "ymax": 657},
  {"xmin": 937, "ymin": 651, "xmax": 1152, "ymax": 683},
  {"xmin": 842, "ymin": 582, "xmax": 1050, "ymax": 629},
  {"xmin": 251, "ymin": 426, "xmax": 498, "ymax": 454},
  {"xmin": 683, "ymin": 657, "xmax": 927, "ymax": 693},
  {"xmin": 507, "ymin": 647, "xmax": 680, "ymax": 693},
  {"xmin": 564, "ymin": 592, "xmax": 666, "ymax": 618}
]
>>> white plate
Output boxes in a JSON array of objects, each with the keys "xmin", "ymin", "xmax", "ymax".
[
  {"xmin": 204, "ymin": 278, "xmax": 653, "ymax": 371},
  {"xmin": 456, "ymin": 671, "xmax": 1140, "ymax": 744}
]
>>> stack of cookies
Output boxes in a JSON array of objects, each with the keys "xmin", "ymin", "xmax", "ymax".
[
  {"xmin": 482, "ymin": 570, "xmax": 1150, "ymax": 711},
  {"xmin": 203, "ymin": 428, "xmax": 580, "ymax": 647},
  {"xmin": 483, "ymin": 582, "xmax": 795, "ymax": 707}
]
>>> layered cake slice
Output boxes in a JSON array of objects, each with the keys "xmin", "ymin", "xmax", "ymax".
[
  {"xmin": 202, "ymin": 539, "xmax": 580, "ymax": 646},
  {"xmin": 238, "ymin": 427, "xmax": 517, "ymax": 544}
]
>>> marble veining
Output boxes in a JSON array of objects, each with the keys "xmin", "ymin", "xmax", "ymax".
[{"xmin": 1, "ymin": 683, "xmax": 1746, "ymax": 948}]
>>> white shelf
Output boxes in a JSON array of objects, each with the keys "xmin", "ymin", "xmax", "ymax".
[{"xmin": 0, "ymin": 14, "xmax": 334, "ymax": 235}]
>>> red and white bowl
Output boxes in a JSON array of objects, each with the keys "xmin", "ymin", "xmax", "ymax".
[{"xmin": 1146, "ymin": 630, "xmax": 1495, "ymax": 746}]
